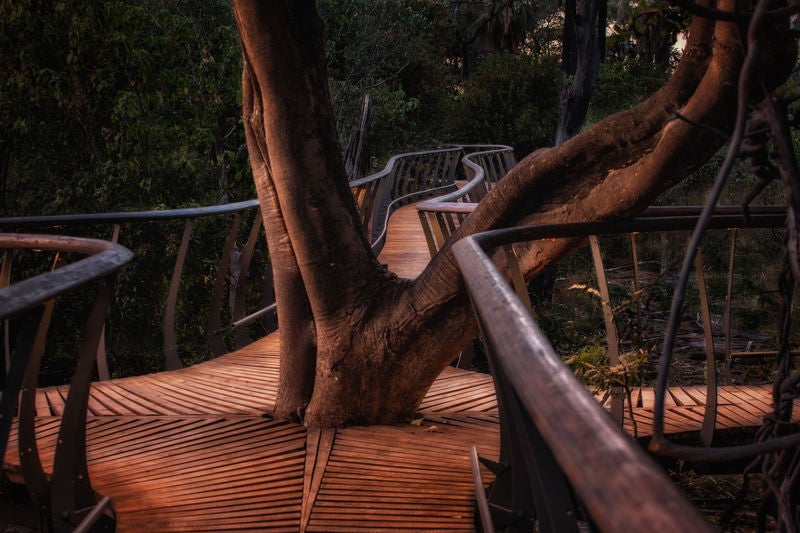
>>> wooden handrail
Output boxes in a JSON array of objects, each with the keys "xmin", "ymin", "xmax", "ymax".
[
  {"xmin": 0, "ymin": 233, "xmax": 132, "ymax": 531},
  {"xmin": 0, "ymin": 201, "xmax": 273, "ymax": 373},
  {"xmin": 454, "ymin": 229, "xmax": 712, "ymax": 532},
  {"xmin": 452, "ymin": 209, "xmax": 798, "ymax": 529}
]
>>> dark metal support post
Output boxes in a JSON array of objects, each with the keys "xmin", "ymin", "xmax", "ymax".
[
  {"xmin": 695, "ymin": 248, "xmax": 718, "ymax": 447},
  {"xmin": 163, "ymin": 219, "xmax": 195, "ymax": 370},
  {"xmin": 589, "ymin": 236, "xmax": 623, "ymax": 425},
  {"xmin": 209, "ymin": 214, "xmax": 242, "ymax": 357},
  {"xmin": 51, "ymin": 279, "xmax": 115, "ymax": 531},
  {"xmin": 232, "ymin": 211, "xmax": 264, "ymax": 348}
]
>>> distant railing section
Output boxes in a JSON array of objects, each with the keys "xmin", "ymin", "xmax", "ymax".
[
  {"xmin": 0, "ymin": 144, "xmax": 494, "ymax": 378},
  {"xmin": 0, "ymin": 200, "xmax": 275, "ymax": 375},
  {"xmin": 0, "ymin": 233, "xmax": 132, "ymax": 531},
  {"xmin": 349, "ymin": 146, "xmax": 464, "ymax": 253},
  {"xmin": 453, "ymin": 208, "xmax": 792, "ymax": 531},
  {"xmin": 416, "ymin": 145, "xmax": 516, "ymax": 256}
]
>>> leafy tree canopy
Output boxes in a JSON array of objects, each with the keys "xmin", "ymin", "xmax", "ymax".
[
  {"xmin": 0, "ymin": 0, "xmax": 250, "ymax": 216},
  {"xmin": 1, "ymin": 0, "xmax": 693, "ymax": 217},
  {"xmin": 448, "ymin": 51, "xmax": 560, "ymax": 155}
]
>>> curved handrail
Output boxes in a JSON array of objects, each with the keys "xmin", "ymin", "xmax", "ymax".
[
  {"xmin": 416, "ymin": 145, "xmax": 515, "ymax": 255},
  {"xmin": 368, "ymin": 182, "xmax": 458, "ymax": 253},
  {"xmin": 0, "ymin": 199, "xmax": 260, "ymax": 229},
  {"xmin": 0, "ymin": 233, "xmax": 132, "ymax": 531},
  {"xmin": 350, "ymin": 146, "xmax": 465, "ymax": 253},
  {"xmin": 0, "ymin": 143, "xmax": 489, "ymax": 372},
  {"xmin": 451, "ymin": 208, "xmax": 791, "ymax": 530},
  {"xmin": 0, "ymin": 200, "xmax": 273, "ymax": 371},
  {"xmin": 454, "ymin": 227, "xmax": 712, "ymax": 532},
  {"xmin": 418, "ymin": 144, "xmax": 515, "ymax": 208},
  {"xmin": 0, "ymin": 234, "xmax": 133, "ymax": 318},
  {"xmin": 0, "ymin": 142, "xmax": 476, "ymax": 372},
  {"xmin": 350, "ymin": 144, "xmax": 513, "ymax": 254}
]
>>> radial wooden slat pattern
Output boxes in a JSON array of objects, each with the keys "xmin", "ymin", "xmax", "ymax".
[{"xmin": 4, "ymin": 203, "xmax": 799, "ymax": 530}]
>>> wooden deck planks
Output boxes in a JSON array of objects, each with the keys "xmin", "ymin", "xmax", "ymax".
[
  {"xmin": 9, "ymin": 343, "xmax": 799, "ymax": 531},
  {"xmin": 8, "ymin": 341, "xmax": 799, "ymax": 532},
  {"xmin": 7, "ymin": 200, "xmax": 800, "ymax": 531},
  {"xmin": 304, "ymin": 422, "xmax": 499, "ymax": 532},
  {"xmin": 377, "ymin": 203, "xmax": 433, "ymax": 279},
  {"xmin": 32, "ymin": 335, "xmax": 282, "ymax": 418},
  {"xmin": 6, "ymin": 416, "xmax": 306, "ymax": 532},
  {"xmin": 419, "ymin": 367, "xmax": 497, "ymax": 415}
]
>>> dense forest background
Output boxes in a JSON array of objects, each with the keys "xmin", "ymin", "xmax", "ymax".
[
  {"xmin": 1, "ymin": 0, "xmax": 677, "ymax": 219},
  {"xmin": 2, "ymin": 0, "xmax": 785, "ymax": 378}
]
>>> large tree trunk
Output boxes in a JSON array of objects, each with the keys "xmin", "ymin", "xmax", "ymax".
[
  {"xmin": 555, "ymin": 0, "xmax": 606, "ymax": 144},
  {"xmin": 233, "ymin": 0, "xmax": 795, "ymax": 427}
]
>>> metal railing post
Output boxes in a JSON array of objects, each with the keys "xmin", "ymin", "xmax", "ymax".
[
  {"xmin": 163, "ymin": 219, "xmax": 195, "ymax": 370},
  {"xmin": 589, "ymin": 236, "xmax": 623, "ymax": 425},
  {"xmin": 695, "ymin": 248, "xmax": 718, "ymax": 447},
  {"xmin": 209, "ymin": 214, "xmax": 243, "ymax": 357}
]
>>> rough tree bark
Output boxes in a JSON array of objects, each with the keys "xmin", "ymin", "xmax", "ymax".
[{"xmin": 233, "ymin": 0, "xmax": 796, "ymax": 427}]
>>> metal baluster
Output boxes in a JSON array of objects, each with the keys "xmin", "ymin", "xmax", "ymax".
[
  {"xmin": 0, "ymin": 306, "xmax": 44, "ymax": 500},
  {"xmin": 723, "ymin": 229, "xmax": 737, "ymax": 382},
  {"xmin": 589, "ymin": 236, "xmax": 623, "ymax": 425},
  {"xmin": 418, "ymin": 211, "xmax": 440, "ymax": 258},
  {"xmin": 51, "ymin": 278, "xmax": 115, "ymax": 531},
  {"xmin": 695, "ymin": 248, "xmax": 718, "ymax": 447},
  {"xmin": 208, "ymin": 214, "xmax": 242, "ymax": 357},
  {"xmin": 18, "ymin": 255, "xmax": 60, "ymax": 521},
  {"xmin": 1, "ymin": 250, "xmax": 12, "ymax": 373},
  {"xmin": 232, "ymin": 211, "xmax": 263, "ymax": 348},
  {"xmin": 163, "ymin": 219, "xmax": 195, "ymax": 370},
  {"xmin": 95, "ymin": 224, "xmax": 120, "ymax": 381},
  {"xmin": 503, "ymin": 245, "xmax": 533, "ymax": 317},
  {"xmin": 630, "ymin": 233, "xmax": 643, "ymax": 345}
]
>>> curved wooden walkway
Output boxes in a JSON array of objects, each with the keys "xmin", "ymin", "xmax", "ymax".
[
  {"xmin": 3, "ymin": 202, "xmax": 798, "ymax": 530},
  {"xmin": 4, "ymin": 344, "xmax": 500, "ymax": 531}
]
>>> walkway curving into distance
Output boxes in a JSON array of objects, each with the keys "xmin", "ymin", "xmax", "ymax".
[{"xmin": 3, "ymin": 202, "xmax": 799, "ymax": 531}]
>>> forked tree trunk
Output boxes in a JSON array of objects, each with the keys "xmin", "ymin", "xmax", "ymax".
[{"xmin": 233, "ymin": 0, "xmax": 795, "ymax": 427}]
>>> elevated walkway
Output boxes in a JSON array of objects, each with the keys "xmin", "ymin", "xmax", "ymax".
[
  {"xmin": 2, "ymin": 202, "xmax": 501, "ymax": 531},
  {"xmin": 4, "ymin": 203, "xmax": 797, "ymax": 531},
  {"xmin": 3, "ymin": 146, "xmax": 798, "ymax": 531},
  {"xmin": 4, "ymin": 333, "xmax": 500, "ymax": 531}
]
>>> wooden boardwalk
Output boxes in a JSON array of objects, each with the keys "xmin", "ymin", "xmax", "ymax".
[
  {"xmin": 376, "ymin": 200, "xmax": 432, "ymax": 279},
  {"xmin": 4, "ymin": 203, "xmax": 799, "ymax": 530},
  {"xmin": 4, "ymin": 334, "xmax": 500, "ymax": 531}
]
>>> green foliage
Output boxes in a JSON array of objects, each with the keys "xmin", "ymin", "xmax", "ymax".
[
  {"xmin": 586, "ymin": 58, "xmax": 669, "ymax": 124},
  {"xmin": 0, "ymin": 0, "xmax": 251, "ymax": 216},
  {"xmin": 564, "ymin": 344, "xmax": 649, "ymax": 402},
  {"xmin": 607, "ymin": 0, "xmax": 688, "ymax": 68},
  {"xmin": 0, "ymin": 0, "xmax": 257, "ymax": 380},
  {"xmin": 319, "ymin": 0, "xmax": 454, "ymax": 159},
  {"xmin": 447, "ymin": 51, "xmax": 560, "ymax": 156},
  {"xmin": 317, "ymin": 0, "xmax": 565, "ymax": 160}
]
